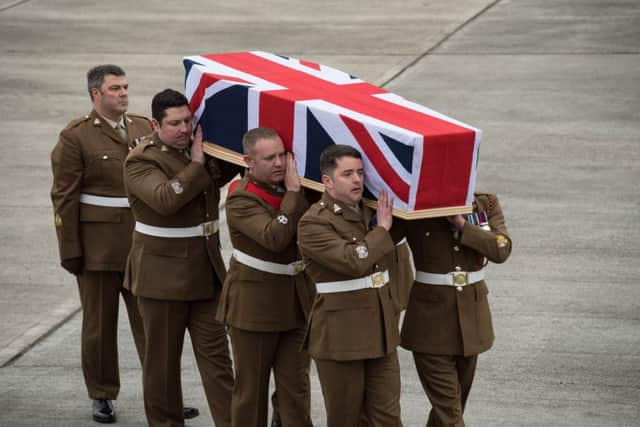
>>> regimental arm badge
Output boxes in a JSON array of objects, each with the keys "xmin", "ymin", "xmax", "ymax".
[
  {"xmin": 54, "ymin": 213, "xmax": 62, "ymax": 227},
  {"xmin": 276, "ymin": 214, "xmax": 288, "ymax": 225},
  {"xmin": 355, "ymin": 245, "xmax": 369, "ymax": 259},
  {"xmin": 170, "ymin": 180, "xmax": 184, "ymax": 194},
  {"xmin": 496, "ymin": 234, "xmax": 509, "ymax": 248}
]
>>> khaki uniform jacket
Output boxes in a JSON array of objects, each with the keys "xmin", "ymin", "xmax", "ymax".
[
  {"xmin": 123, "ymin": 133, "xmax": 240, "ymax": 301},
  {"xmin": 297, "ymin": 192, "xmax": 400, "ymax": 361},
  {"xmin": 216, "ymin": 175, "xmax": 313, "ymax": 331},
  {"xmin": 51, "ymin": 110, "xmax": 152, "ymax": 271},
  {"xmin": 397, "ymin": 193, "xmax": 512, "ymax": 356}
]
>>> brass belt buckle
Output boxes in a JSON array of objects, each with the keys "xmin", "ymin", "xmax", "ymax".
[
  {"xmin": 203, "ymin": 221, "xmax": 215, "ymax": 237},
  {"xmin": 371, "ymin": 272, "xmax": 385, "ymax": 288},
  {"xmin": 452, "ymin": 272, "xmax": 468, "ymax": 286},
  {"xmin": 293, "ymin": 260, "xmax": 305, "ymax": 274}
]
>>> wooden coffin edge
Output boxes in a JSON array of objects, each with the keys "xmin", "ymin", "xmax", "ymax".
[{"xmin": 204, "ymin": 142, "xmax": 472, "ymax": 219}]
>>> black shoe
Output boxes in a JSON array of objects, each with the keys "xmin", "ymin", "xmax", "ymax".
[
  {"xmin": 92, "ymin": 399, "xmax": 115, "ymax": 423},
  {"xmin": 271, "ymin": 419, "xmax": 283, "ymax": 427},
  {"xmin": 183, "ymin": 406, "xmax": 200, "ymax": 419}
]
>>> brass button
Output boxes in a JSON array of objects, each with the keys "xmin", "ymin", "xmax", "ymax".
[
  {"xmin": 102, "ymin": 155, "xmax": 108, "ymax": 159},
  {"xmin": 456, "ymin": 286, "xmax": 463, "ymax": 292},
  {"xmin": 455, "ymin": 266, "xmax": 462, "ymax": 272},
  {"xmin": 453, "ymin": 245, "xmax": 460, "ymax": 251},
  {"xmin": 425, "ymin": 232, "xmax": 430, "ymax": 237}
]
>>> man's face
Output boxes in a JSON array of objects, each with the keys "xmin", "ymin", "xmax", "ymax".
[
  {"xmin": 93, "ymin": 74, "xmax": 128, "ymax": 119},
  {"xmin": 323, "ymin": 156, "xmax": 364, "ymax": 205},
  {"xmin": 153, "ymin": 106, "xmax": 193, "ymax": 149},
  {"xmin": 245, "ymin": 136, "xmax": 287, "ymax": 185}
]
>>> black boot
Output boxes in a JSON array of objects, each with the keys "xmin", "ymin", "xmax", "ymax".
[
  {"xmin": 183, "ymin": 406, "xmax": 200, "ymax": 419},
  {"xmin": 92, "ymin": 399, "xmax": 115, "ymax": 423}
]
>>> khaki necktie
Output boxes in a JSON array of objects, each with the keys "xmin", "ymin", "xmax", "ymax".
[{"xmin": 115, "ymin": 123, "xmax": 128, "ymax": 142}]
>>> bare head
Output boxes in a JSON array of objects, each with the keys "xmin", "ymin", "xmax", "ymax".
[
  {"xmin": 243, "ymin": 127, "xmax": 287, "ymax": 185},
  {"xmin": 150, "ymin": 89, "xmax": 193, "ymax": 149},
  {"xmin": 87, "ymin": 65, "xmax": 128, "ymax": 120},
  {"xmin": 320, "ymin": 144, "xmax": 364, "ymax": 205}
]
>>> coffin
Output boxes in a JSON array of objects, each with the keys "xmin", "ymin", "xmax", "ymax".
[{"xmin": 184, "ymin": 51, "xmax": 481, "ymax": 219}]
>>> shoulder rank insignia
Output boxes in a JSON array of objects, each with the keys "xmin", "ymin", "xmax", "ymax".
[
  {"xmin": 276, "ymin": 214, "xmax": 288, "ymax": 225},
  {"xmin": 355, "ymin": 245, "xmax": 368, "ymax": 259},
  {"xmin": 169, "ymin": 180, "xmax": 183, "ymax": 194},
  {"xmin": 496, "ymin": 234, "xmax": 509, "ymax": 248}
]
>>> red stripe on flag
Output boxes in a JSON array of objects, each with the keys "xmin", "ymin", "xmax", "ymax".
[
  {"xmin": 341, "ymin": 115, "xmax": 410, "ymax": 203},
  {"xmin": 258, "ymin": 91, "xmax": 295, "ymax": 152},
  {"xmin": 189, "ymin": 72, "xmax": 251, "ymax": 114},
  {"xmin": 299, "ymin": 59, "xmax": 321, "ymax": 71},
  {"xmin": 415, "ymin": 131, "xmax": 476, "ymax": 209}
]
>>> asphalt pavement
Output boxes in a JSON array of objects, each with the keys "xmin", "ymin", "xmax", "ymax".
[{"xmin": 1, "ymin": 0, "xmax": 638, "ymax": 426}]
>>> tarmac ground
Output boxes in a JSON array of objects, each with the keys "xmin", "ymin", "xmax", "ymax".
[{"xmin": 1, "ymin": 0, "xmax": 639, "ymax": 426}]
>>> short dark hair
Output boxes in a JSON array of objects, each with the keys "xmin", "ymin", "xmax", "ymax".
[
  {"xmin": 319, "ymin": 144, "xmax": 362, "ymax": 176},
  {"xmin": 242, "ymin": 127, "xmax": 280, "ymax": 154},
  {"xmin": 151, "ymin": 89, "xmax": 190, "ymax": 123},
  {"xmin": 87, "ymin": 65, "xmax": 125, "ymax": 100}
]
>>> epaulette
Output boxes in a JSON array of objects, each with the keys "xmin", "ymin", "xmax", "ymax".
[
  {"xmin": 125, "ymin": 112, "xmax": 148, "ymax": 119},
  {"xmin": 137, "ymin": 136, "xmax": 156, "ymax": 151},
  {"xmin": 315, "ymin": 200, "xmax": 329, "ymax": 212},
  {"xmin": 125, "ymin": 112, "xmax": 151, "ymax": 123},
  {"xmin": 65, "ymin": 115, "xmax": 91, "ymax": 130}
]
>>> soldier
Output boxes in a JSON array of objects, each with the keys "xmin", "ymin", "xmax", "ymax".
[
  {"xmin": 217, "ymin": 127, "xmax": 313, "ymax": 427},
  {"xmin": 50, "ymin": 64, "xmax": 152, "ymax": 423},
  {"xmin": 124, "ymin": 89, "xmax": 239, "ymax": 427},
  {"xmin": 394, "ymin": 193, "xmax": 512, "ymax": 426},
  {"xmin": 297, "ymin": 144, "xmax": 402, "ymax": 427}
]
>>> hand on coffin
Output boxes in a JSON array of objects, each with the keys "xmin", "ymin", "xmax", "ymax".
[
  {"xmin": 191, "ymin": 125, "xmax": 205, "ymax": 164},
  {"xmin": 376, "ymin": 190, "xmax": 393, "ymax": 231},
  {"xmin": 284, "ymin": 152, "xmax": 301, "ymax": 192}
]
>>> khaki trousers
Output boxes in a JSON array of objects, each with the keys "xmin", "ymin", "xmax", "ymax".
[
  {"xmin": 138, "ymin": 297, "xmax": 234, "ymax": 427},
  {"xmin": 412, "ymin": 353, "xmax": 478, "ymax": 427},
  {"xmin": 76, "ymin": 270, "xmax": 145, "ymax": 400},
  {"xmin": 314, "ymin": 350, "xmax": 402, "ymax": 427},
  {"xmin": 229, "ymin": 326, "xmax": 312, "ymax": 427}
]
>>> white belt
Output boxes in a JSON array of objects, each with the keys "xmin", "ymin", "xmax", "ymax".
[
  {"xmin": 415, "ymin": 269, "xmax": 485, "ymax": 287},
  {"xmin": 232, "ymin": 249, "xmax": 304, "ymax": 276},
  {"xmin": 316, "ymin": 270, "xmax": 389, "ymax": 294},
  {"xmin": 135, "ymin": 220, "xmax": 218, "ymax": 238},
  {"xmin": 80, "ymin": 193, "xmax": 129, "ymax": 208}
]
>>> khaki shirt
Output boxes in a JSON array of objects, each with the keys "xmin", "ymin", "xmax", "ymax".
[
  {"xmin": 123, "ymin": 133, "xmax": 240, "ymax": 301},
  {"xmin": 50, "ymin": 110, "xmax": 152, "ymax": 271},
  {"xmin": 298, "ymin": 192, "xmax": 400, "ymax": 361},
  {"xmin": 216, "ymin": 175, "xmax": 313, "ymax": 331},
  {"xmin": 395, "ymin": 192, "xmax": 512, "ymax": 356}
]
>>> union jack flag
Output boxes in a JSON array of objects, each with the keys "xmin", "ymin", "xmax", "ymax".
[{"xmin": 184, "ymin": 51, "xmax": 481, "ymax": 215}]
